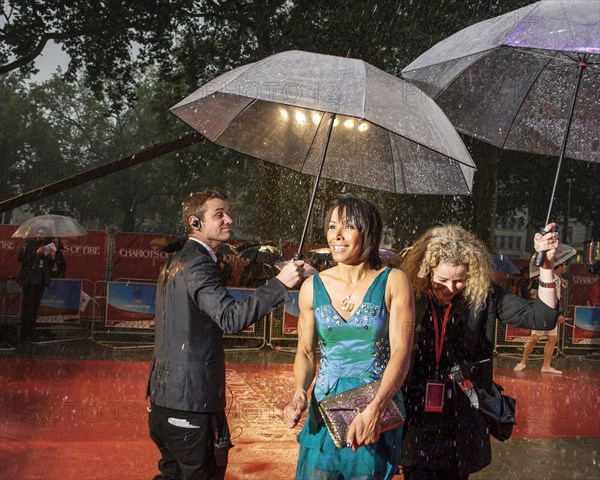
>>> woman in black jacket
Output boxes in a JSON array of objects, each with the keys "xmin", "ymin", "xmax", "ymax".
[{"xmin": 399, "ymin": 224, "xmax": 561, "ymax": 480}]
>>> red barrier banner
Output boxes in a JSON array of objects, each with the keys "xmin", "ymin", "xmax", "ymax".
[
  {"xmin": 1, "ymin": 225, "xmax": 108, "ymax": 284},
  {"xmin": 283, "ymin": 291, "xmax": 300, "ymax": 335},
  {"xmin": 61, "ymin": 231, "xmax": 109, "ymax": 285},
  {"xmin": 111, "ymin": 233, "xmax": 175, "ymax": 281},
  {"xmin": 504, "ymin": 325, "xmax": 532, "ymax": 342},
  {"xmin": 0, "ymin": 225, "xmax": 22, "ymax": 279}
]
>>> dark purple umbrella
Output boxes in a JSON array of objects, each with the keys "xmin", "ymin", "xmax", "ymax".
[{"xmin": 402, "ymin": 0, "xmax": 599, "ymax": 264}]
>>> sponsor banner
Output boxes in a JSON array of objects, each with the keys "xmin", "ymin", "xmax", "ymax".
[
  {"xmin": 283, "ymin": 291, "xmax": 300, "ymax": 335},
  {"xmin": 105, "ymin": 282, "xmax": 156, "ymax": 329},
  {"xmin": 0, "ymin": 225, "xmax": 21, "ymax": 280},
  {"xmin": 0, "ymin": 226, "xmax": 108, "ymax": 285},
  {"xmin": 572, "ymin": 306, "xmax": 600, "ymax": 345},
  {"xmin": 227, "ymin": 288, "xmax": 256, "ymax": 334},
  {"xmin": 568, "ymin": 264, "xmax": 600, "ymax": 319},
  {"xmin": 111, "ymin": 233, "xmax": 175, "ymax": 281},
  {"xmin": 39, "ymin": 279, "xmax": 83, "ymax": 323},
  {"xmin": 504, "ymin": 324, "xmax": 532, "ymax": 343},
  {"xmin": 61, "ymin": 231, "xmax": 109, "ymax": 285}
]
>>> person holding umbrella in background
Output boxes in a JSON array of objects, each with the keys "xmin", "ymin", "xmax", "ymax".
[
  {"xmin": 399, "ymin": 224, "xmax": 561, "ymax": 480},
  {"xmin": 16, "ymin": 228, "xmax": 53, "ymax": 342}
]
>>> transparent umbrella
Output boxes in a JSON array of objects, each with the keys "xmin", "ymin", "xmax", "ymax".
[
  {"xmin": 171, "ymin": 50, "xmax": 475, "ymax": 258},
  {"xmin": 12, "ymin": 214, "xmax": 87, "ymax": 238},
  {"xmin": 402, "ymin": 0, "xmax": 599, "ymax": 263}
]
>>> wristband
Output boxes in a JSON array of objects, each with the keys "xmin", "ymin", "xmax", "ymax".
[{"xmin": 538, "ymin": 280, "xmax": 557, "ymax": 289}]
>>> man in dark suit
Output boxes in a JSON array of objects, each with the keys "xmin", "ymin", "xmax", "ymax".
[{"xmin": 147, "ymin": 188, "xmax": 304, "ymax": 480}]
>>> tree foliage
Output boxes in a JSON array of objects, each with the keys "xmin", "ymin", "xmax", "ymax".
[{"xmin": 4, "ymin": 0, "xmax": 596, "ymax": 247}]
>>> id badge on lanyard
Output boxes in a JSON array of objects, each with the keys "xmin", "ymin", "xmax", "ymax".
[
  {"xmin": 424, "ymin": 294, "xmax": 452, "ymax": 413},
  {"xmin": 425, "ymin": 380, "xmax": 445, "ymax": 412}
]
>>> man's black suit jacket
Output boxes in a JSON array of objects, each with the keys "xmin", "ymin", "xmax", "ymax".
[{"xmin": 147, "ymin": 239, "xmax": 289, "ymax": 412}]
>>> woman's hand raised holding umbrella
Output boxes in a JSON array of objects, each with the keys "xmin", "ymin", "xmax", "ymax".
[{"xmin": 534, "ymin": 223, "xmax": 561, "ymax": 310}]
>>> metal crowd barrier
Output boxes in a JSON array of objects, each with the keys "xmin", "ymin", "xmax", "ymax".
[{"xmin": 0, "ymin": 277, "xmax": 92, "ymax": 347}]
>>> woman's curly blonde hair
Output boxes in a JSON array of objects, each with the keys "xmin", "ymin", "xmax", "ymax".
[{"xmin": 401, "ymin": 225, "xmax": 494, "ymax": 312}]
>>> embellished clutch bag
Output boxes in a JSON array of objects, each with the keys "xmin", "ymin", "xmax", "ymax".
[{"xmin": 317, "ymin": 380, "xmax": 404, "ymax": 449}]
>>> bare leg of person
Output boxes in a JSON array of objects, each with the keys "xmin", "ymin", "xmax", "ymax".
[
  {"xmin": 514, "ymin": 335, "xmax": 541, "ymax": 371},
  {"xmin": 541, "ymin": 336, "xmax": 562, "ymax": 374}
]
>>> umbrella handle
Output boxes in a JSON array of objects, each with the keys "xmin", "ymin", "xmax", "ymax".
[{"xmin": 533, "ymin": 251, "xmax": 546, "ymax": 268}]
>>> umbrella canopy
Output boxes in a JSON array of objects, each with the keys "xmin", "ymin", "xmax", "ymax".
[
  {"xmin": 171, "ymin": 50, "xmax": 476, "ymax": 256},
  {"xmin": 12, "ymin": 214, "xmax": 87, "ymax": 238},
  {"xmin": 239, "ymin": 244, "xmax": 283, "ymax": 264},
  {"xmin": 402, "ymin": 0, "xmax": 599, "ymax": 163},
  {"xmin": 402, "ymin": 0, "xmax": 599, "ymax": 243},
  {"xmin": 529, "ymin": 242, "xmax": 576, "ymax": 278},
  {"xmin": 492, "ymin": 254, "xmax": 521, "ymax": 275}
]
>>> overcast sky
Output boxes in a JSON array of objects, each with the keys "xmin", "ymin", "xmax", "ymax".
[{"xmin": 32, "ymin": 40, "xmax": 70, "ymax": 82}]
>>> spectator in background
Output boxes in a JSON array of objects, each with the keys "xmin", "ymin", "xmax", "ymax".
[
  {"xmin": 516, "ymin": 266, "xmax": 531, "ymax": 299},
  {"xmin": 514, "ymin": 258, "xmax": 569, "ymax": 375},
  {"xmin": 216, "ymin": 251, "xmax": 233, "ymax": 286},
  {"xmin": 589, "ymin": 260, "xmax": 600, "ymax": 307},
  {"xmin": 17, "ymin": 228, "xmax": 53, "ymax": 342},
  {"xmin": 49, "ymin": 237, "xmax": 67, "ymax": 278}
]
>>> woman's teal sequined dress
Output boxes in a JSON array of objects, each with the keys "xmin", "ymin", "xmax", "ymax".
[{"xmin": 294, "ymin": 267, "xmax": 404, "ymax": 480}]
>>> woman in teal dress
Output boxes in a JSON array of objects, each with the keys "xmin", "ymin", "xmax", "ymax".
[{"xmin": 284, "ymin": 197, "xmax": 415, "ymax": 479}]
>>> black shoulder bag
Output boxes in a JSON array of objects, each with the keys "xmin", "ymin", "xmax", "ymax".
[{"xmin": 475, "ymin": 381, "xmax": 516, "ymax": 441}]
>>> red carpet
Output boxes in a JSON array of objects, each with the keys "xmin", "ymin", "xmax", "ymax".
[{"xmin": 0, "ymin": 359, "xmax": 597, "ymax": 479}]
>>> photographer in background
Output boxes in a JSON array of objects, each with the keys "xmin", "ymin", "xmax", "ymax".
[{"xmin": 16, "ymin": 228, "xmax": 53, "ymax": 342}]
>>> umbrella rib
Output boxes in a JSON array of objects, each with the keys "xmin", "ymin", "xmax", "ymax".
[
  {"xmin": 361, "ymin": 61, "xmax": 367, "ymax": 119},
  {"xmin": 415, "ymin": 48, "xmax": 498, "ymax": 100},
  {"xmin": 212, "ymin": 97, "xmax": 259, "ymax": 142},
  {"xmin": 299, "ymin": 111, "xmax": 326, "ymax": 174},
  {"xmin": 386, "ymin": 130, "xmax": 404, "ymax": 193},
  {"xmin": 500, "ymin": 49, "xmax": 558, "ymax": 150}
]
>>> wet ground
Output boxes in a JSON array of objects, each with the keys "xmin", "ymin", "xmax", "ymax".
[{"xmin": 1, "ymin": 328, "xmax": 599, "ymax": 480}]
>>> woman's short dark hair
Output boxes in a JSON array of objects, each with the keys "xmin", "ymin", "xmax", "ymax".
[{"xmin": 324, "ymin": 197, "xmax": 383, "ymax": 269}]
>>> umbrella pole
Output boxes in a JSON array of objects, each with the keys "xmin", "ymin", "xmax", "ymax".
[
  {"xmin": 295, "ymin": 113, "xmax": 336, "ymax": 260},
  {"xmin": 535, "ymin": 60, "xmax": 586, "ymax": 267}
]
